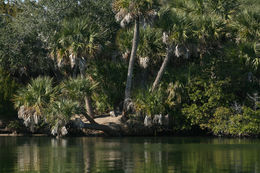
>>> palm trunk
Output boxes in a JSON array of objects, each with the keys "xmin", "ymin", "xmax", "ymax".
[
  {"xmin": 141, "ymin": 68, "xmax": 148, "ymax": 88},
  {"xmin": 79, "ymin": 71, "xmax": 96, "ymax": 124},
  {"xmin": 151, "ymin": 46, "xmax": 172, "ymax": 92},
  {"xmin": 82, "ymin": 110, "xmax": 97, "ymax": 124},
  {"xmin": 84, "ymin": 96, "xmax": 95, "ymax": 118},
  {"xmin": 123, "ymin": 17, "xmax": 140, "ymax": 112},
  {"xmin": 83, "ymin": 123, "xmax": 120, "ymax": 136}
]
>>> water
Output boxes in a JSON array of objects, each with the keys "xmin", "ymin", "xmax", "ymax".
[{"xmin": 0, "ymin": 137, "xmax": 259, "ymax": 173}]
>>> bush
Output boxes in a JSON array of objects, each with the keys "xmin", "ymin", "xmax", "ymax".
[
  {"xmin": 134, "ymin": 81, "xmax": 184, "ymax": 118},
  {"xmin": 0, "ymin": 68, "xmax": 18, "ymax": 119},
  {"xmin": 182, "ymin": 78, "xmax": 234, "ymax": 129},
  {"xmin": 239, "ymin": 106, "xmax": 260, "ymax": 136},
  {"xmin": 87, "ymin": 60, "xmax": 127, "ymax": 113},
  {"xmin": 134, "ymin": 87, "xmax": 166, "ymax": 117},
  {"xmin": 7, "ymin": 120, "xmax": 24, "ymax": 132},
  {"xmin": 13, "ymin": 76, "xmax": 95, "ymax": 136},
  {"xmin": 205, "ymin": 106, "xmax": 260, "ymax": 137},
  {"xmin": 209, "ymin": 107, "xmax": 234, "ymax": 136},
  {"xmin": 13, "ymin": 76, "xmax": 59, "ymax": 132}
]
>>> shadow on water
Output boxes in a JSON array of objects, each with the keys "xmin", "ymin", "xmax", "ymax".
[{"xmin": 0, "ymin": 137, "xmax": 260, "ymax": 173}]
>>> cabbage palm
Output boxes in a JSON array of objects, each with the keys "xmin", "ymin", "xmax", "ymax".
[
  {"xmin": 152, "ymin": 6, "xmax": 194, "ymax": 91},
  {"xmin": 51, "ymin": 17, "xmax": 104, "ymax": 76},
  {"xmin": 13, "ymin": 76, "xmax": 58, "ymax": 131},
  {"xmin": 51, "ymin": 17, "xmax": 105, "ymax": 121},
  {"xmin": 152, "ymin": 0, "xmax": 233, "ymax": 91},
  {"xmin": 14, "ymin": 77, "xmax": 57, "ymax": 114},
  {"xmin": 61, "ymin": 77, "xmax": 120, "ymax": 135},
  {"xmin": 234, "ymin": 10, "xmax": 260, "ymax": 69},
  {"xmin": 44, "ymin": 98, "xmax": 80, "ymax": 137},
  {"xmin": 117, "ymin": 26, "xmax": 164, "ymax": 89},
  {"xmin": 44, "ymin": 97, "xmax": 117, "ymax": 137},
  {"xmin": 116, "ymin": 26, "xmax": 164, "ymax": 63},
  {"xmin": 61, "ymin": 77, "xmax": 98, "ymax": 124},
  {"xmin": 113, "ymin": 0, "xmax": 160, "ymax": 113}
]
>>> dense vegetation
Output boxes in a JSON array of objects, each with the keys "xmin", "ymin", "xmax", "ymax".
[{"xmin": 0, "ymin": 0, "xmax": 259, "ymax": 137}]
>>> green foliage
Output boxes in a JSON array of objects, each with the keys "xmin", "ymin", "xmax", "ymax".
[
  {"xmin": 116, "ymin": 26, "xmax": 164, "ymax": 61},
  {"xmin": 182, "ymin": 68, "xmax": 260, "ymax": 136},
  {"xmin": 234, "ymin": 10, "xmax": 260, "ymax": 69},
  {"xmin": 134, "ymin": 81, "xmax": 184, "ymax": 116},
  {"xmin": 0, "ymin": 68, "xmax": 18, "ymax": 118},
  {"xmin": 157, "ymin": 7, "xmax": 195, "ymax": 44},
  {"xmin": 209, "ymin": 107, "xmax": 234, "ymax": 135},
  {"xmin": 87, "ymin": 60, "xmax": 127, "ymax": 113},
  {"xmin": 44, "ymin": 99, "xmax": 80, "ymax": 128},
  {"xmin": 208, "ymin": 106, "xmax": 260, "ymax": 137},
  {"xmin": 7, "ymin": 120, "xmax": 23, "ymax": 132},
  {"xmin": 14, "ymin": 76, "xmax": 58, "ymax": 115},
  {"xmin": 52, "ymin": 16, "xmax": 108, "ymax": 66},
  {"xmin": 0, "ymin": 0, "xmax": 117, "ymax": 78},
  {"xmin": 240, "ymin": 106, "xmax": 260, "ymax": 135},
  {"xmin": 134, "ymin": 87, "xmax": 166, "ymax": 116},
  {"xmin": 1, "ymin": 0, "xmax": 260, "ymax": 137},
  {"xmin": 61, "ymin": 76, "xmax": 99, "ymax": 116},
  {"xmin": 182, "ymin": 78, "xmax": 234, "ymax": 129},
  {"xmin": 62, "ymin": 76, "xmax": 98, "ymax": 100},
  {"xmin": 113, "ymin": 0, "xmax": 160, "ymax": 17},
  {"xmin": 208, "ymin": 0, "xmax": 240, "ymax": 19},
  {"xmin": 13, "ymin": 76, "xmax": 99, "ymax": 135}
]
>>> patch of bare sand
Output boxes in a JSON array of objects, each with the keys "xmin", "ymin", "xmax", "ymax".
[
  {"xmin": 70, "ymin": 115, "xmax": 123, "ymax": 135},
  {"xmin": 71, "ymin": 114, "xmax": 122, "ymax": 125}
]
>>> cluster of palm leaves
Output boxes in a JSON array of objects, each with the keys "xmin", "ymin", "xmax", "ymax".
[
  {"xmin": 50, "ymin": 16, "xmax": 105, "ymax": 77},
  {"xmin": 14, "ymin": 76, "xmax": 97, "ymax": 136},
  {"xmin": 116, "ymin": 26, "xmax": 164, "ymax": 64},
  {"xmin": 134, "ymin": 81, "xmax": 184, "ymax": 116}
]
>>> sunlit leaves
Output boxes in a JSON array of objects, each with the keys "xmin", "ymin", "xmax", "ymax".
[{"xmin": 13, "ymin": 76, "xmax": 58, "ymax": 115}]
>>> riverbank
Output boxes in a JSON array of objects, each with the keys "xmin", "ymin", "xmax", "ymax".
[
  {"xmin": 1, "ymin": 114, "xmax": 259, "ymax": 138},
  {"xmin": 0, "ymin": 114, "xmax": 174, "ymax": 137}
]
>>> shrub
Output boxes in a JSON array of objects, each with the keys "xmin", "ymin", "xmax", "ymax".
[
  {"xmin": 87, "ymin": 60, "xmax": 127, "ymax": 113},
  {"xmin": 182, "ymin": 78, "xmax": 234, "ymax": 129},
  {"xmin": 13, "ymin": 76, "xmax": 58, "ymax": 132},
  {"xmin": 207, "ymin": 106, "xmax": 260, "ymax": 137},
  {"xmin": 7, "ymin": 120, "xmax": 24, "ymax": 132},
  {"xmin": 0, "ymin": 68, "xmax": 18, "ymax": 119},
  {"xmin": 134, "ymin": 81, "xmax": 184, "ymax": 116}
]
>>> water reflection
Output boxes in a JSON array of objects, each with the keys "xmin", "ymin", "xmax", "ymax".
[
  {"xmin": 0, "ymin": 137, "xmax": 259, "ymax": 173},
  {"xmin": 17, "ymin": 142, "xmax": 40, "ymax": 172}
]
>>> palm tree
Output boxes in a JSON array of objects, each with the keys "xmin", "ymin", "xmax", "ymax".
[
  {"xmin": 51, "ymin": 17, "xmax": 103, "ymax": 76},
  {"xmin": 61, "ymin": 77, "xmax": 120, "ymax": 136},
  {"xmin": 61, "ymin": 77, "xmax": 99, "ymax": 124},
  {"xmin": 44, "ymin": 98, "xmax": 80, "ymax": 137},
  {"xmin": 152, "ymin": 0, "xmax": 236, "ymax": 91},
  {"xmin": 116, "ymin": 26, "xmax": 164, "ymax": 87},
  {"xmin": 113, "ymin": 0, "xmax": 160, "ymax": 114},
  {"xmin": 50, "ymin": 16, "xmax": 106, "ymax": 121},
  {"xmin": 152, "ymin": 6, "xmax": 194, "ymax": 92},
  {"xmin": 234, "ymin": 10, "xmax": 260, "ymax": 69},
  {"xmin": 14, "ymin": 76, "xmax": 58, "ymax": 132},
  {"xmin": 14, "ymin": 76, "xmax": 117, "ymax": 136}
]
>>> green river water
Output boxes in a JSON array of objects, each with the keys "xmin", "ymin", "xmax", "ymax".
[{"xmin": 0, "ymin": 137, "xmax": 259, "ymax": 173}]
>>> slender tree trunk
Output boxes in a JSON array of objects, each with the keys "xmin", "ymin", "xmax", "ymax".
[
  {"xmin": 83, "ymin": 123, "xmax": 120, "ymax": 136},
  {"xmin": 151, "ymin": 46, "xmax": 172, "ymax": 92},
  {"xmin": 141, "ymin": 68, "xmax": 148, "ymax": 88},
  {"xmin": 84, "ymin": 96, "xmax": 95, "ymax": 117},
  {"xmin": 123, "ymin": 17, "xmax": 140, "ymax": 112},
  {"xmin": 79, "ymin": 71, "xmax": 96, "ymax": 124},
  {"xmin": 82, "ymin": 110, "xmax": 97, "ymax": 124}
]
